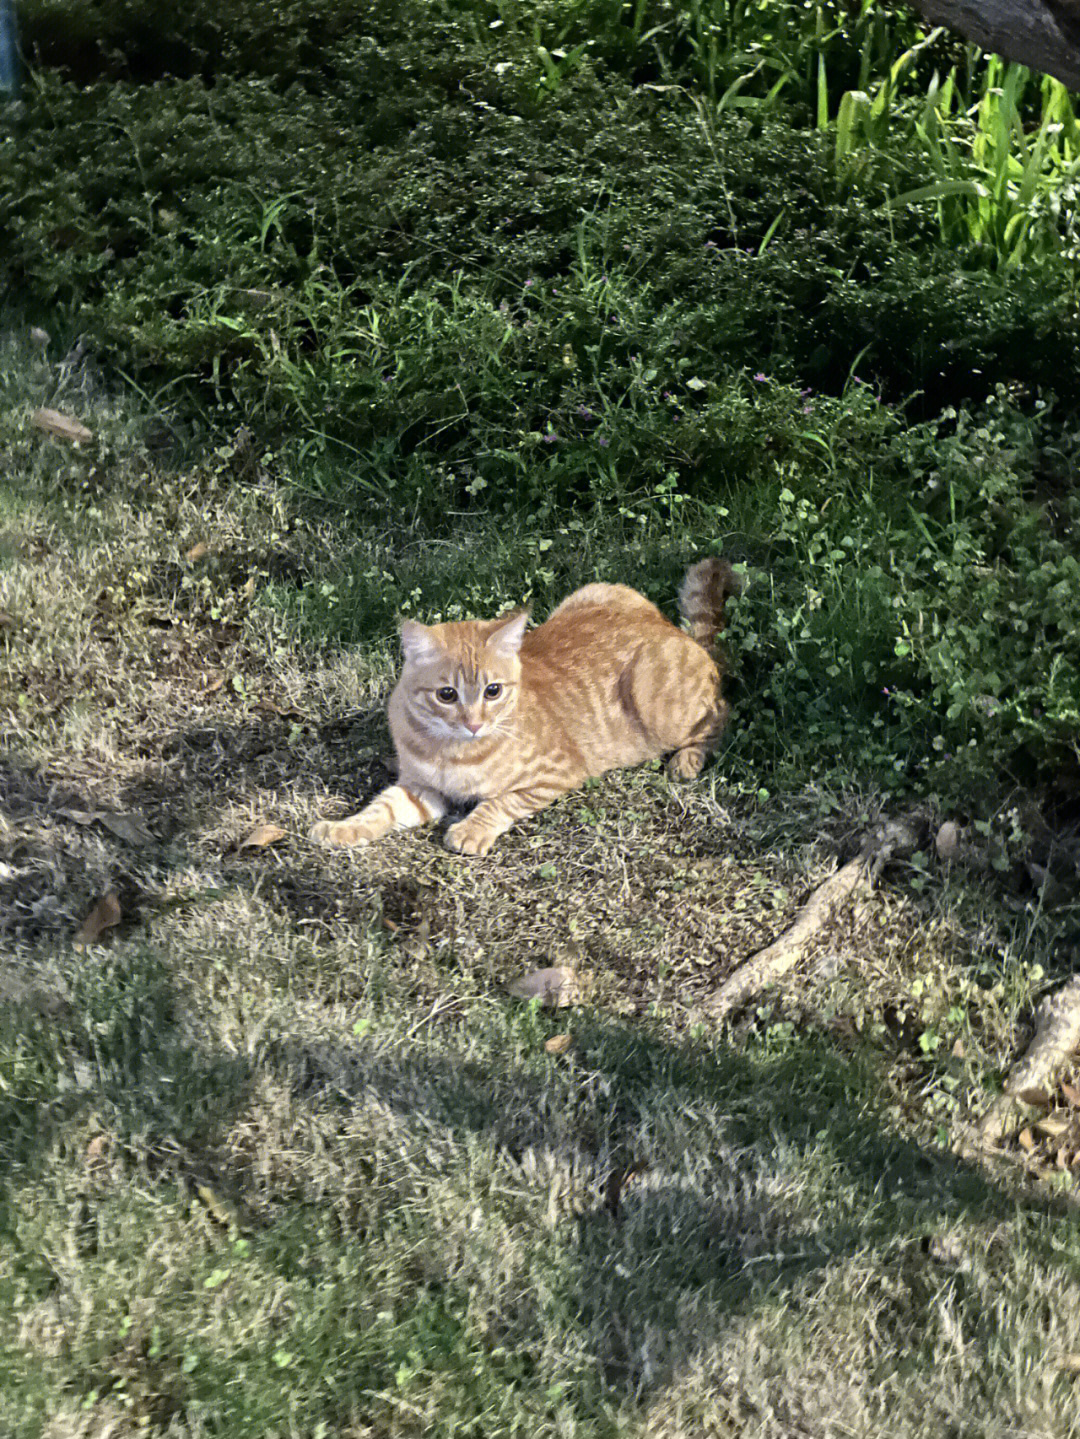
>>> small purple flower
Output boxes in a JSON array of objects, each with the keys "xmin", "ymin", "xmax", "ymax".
[
  {"xmin": 524, "ymin": 278, "xmax": 535, "ymax": 289},
  {"xmin": 800, "ymin": 387, "xmax": 813, "ymax": 397},
  {"xmin": 704, "ymin": 240, "xmax": 717, "ymax": 250},
  {"xmin": 598, "ymin": 436, "xmax": 609, "ymax": 447},
  {"xmin": 754, "ymin": 372, "xmax": 767, "ymax": 383},
  {"xmin": 662, "ymin": 391, "xmax": 672, "ymax": 400},
  {"xmin": 882, "ymin": 687, "xmax": 891, "ymax": 696},
  {"xmin": 381, "ymin": 371, "xmax": 394, "ymax": 383},
  {"xmin": 542, "ymin": 433, "xmax": 557, "ymax": 444},
  {"xmin": 803, "ymin": 403, "xmax": 812, "ymax": 414},
  {"xmin": 577, "ymin": 405, "xmax": 593, "ymax": 418}
]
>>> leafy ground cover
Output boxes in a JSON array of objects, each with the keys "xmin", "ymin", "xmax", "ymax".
[
  {"xmin": 3, "ymin": 0, "xmax": 1080, "ymax": 1433},
  {"xmin": 3, "ymin": 1, "xmax": 1079, "ymax": 806}
]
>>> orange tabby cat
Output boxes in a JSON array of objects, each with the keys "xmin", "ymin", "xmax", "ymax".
[{"xmin": 309, "ymin": 557, "xmax": 737, "ymax": 857}]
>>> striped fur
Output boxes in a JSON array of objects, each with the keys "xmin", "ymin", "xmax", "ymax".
[
  {"xmin": 310, "ymin": 559, "xmax": 736, "ymax": 856},
  {"xmin": 678, "ymin": 556, "xmax": 740, "ymax": 650}
]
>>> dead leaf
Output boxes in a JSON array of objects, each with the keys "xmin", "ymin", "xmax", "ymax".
[
  {"xmin": 195, "ymin": 1183, "xmax": 237, "ymax": 1228},
  {"xmin": 185, "ymin": 540, "xmax": 210, "ymax": 562},
  {"xmin": 544, "ymin": 1033, "xmax": 573, "ymax": 1055},
  {"xmin": 1018, "ymin": 1127, "xmax": 1036, "ymax": 1152},
  {"xmin": 241, "ymin": 575, "xmax": 257, "ymax": 600},
  {"xmin": 1035, "ymin": 1114, "xmax": 1071, "ymax": 1139},
  {"xmin": 1062, "ymin": 1082, "xmax": 1080, "ymax": 1108},
  {"xmin": 254, "ymin": 697, "xmax": 306, "ymax": 721},
  {"xmin": 239, "ymin": 823, "xmax": 287, "ymax": 850},
  {"xmin": 1056, "ymin": 1353, "xmax": 1080, "ymax": 1375},
  {"xmin": 935, "ymin": 820, "xmax": 961, "ymax": 861},
  {"xmin": 1026, "ymin": 861, "xmax": 1070, "ymax": 907},
  {"xmin": 74, "ymin": 892, "xmax": 122, "ymax": 948},
  {"xmin": 507, "ymin": 967, "xmax": 581, "ymax": 1009},
  {"xmin": 951, "ymin": 1038, "xmax": 965, "ymax": 1059},
  {"xmin": 59, "ymin": 808, "xmax": 98, "ymax": 826},
  {"xmin": 204, "ymin": 671, "xmax": 226, "ymax": 695},
  {"xmin": 1015, "ymin": 1085, "xmax": 1051, "ymax": 1107},
  {"xmin": 31, "ymin": 407, "xmax": 94, "ymax": 444},
  {"xmin": 602, "ymin": 1162, "xmax": 649, "ymax": 1217},
  {"xmin": 98, "ymin": 811, "xmax": 154, "ymax": 846},
  {"xmin": 86, "ymin": 1134, "xmax": 109, "ymax": 1163},
  {"xmin": 59, "ymin": 808, "xmax": 154, "ymax": 846}
]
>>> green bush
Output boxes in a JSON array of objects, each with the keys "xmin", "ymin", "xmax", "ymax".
[
  {"xmin": 4, "ymin": 63, "xmax": 1079, "ymax": 493},
  {"xmin": 718, "ymin": 388, "xmax": 1080, "ymax": 797}
]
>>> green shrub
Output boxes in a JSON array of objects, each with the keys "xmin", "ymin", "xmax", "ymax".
[
  {"xmin": 4, "ymin": 64, "xmax": 1079, "ymax": 497},
  {"xmin": 719, "ymin": 388, "xmax": 1080, "ymax": 797}
]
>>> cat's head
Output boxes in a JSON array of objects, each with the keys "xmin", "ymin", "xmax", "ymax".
[{"xmin": 397, "ymin": 610, "xmax": 528, "ymax": 743}]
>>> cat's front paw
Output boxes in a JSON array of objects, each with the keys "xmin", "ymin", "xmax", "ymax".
[
  {"xmin": 444, "ymin": 819, "xmax": 497, "ymax": 857},
  {"xmin": 309, "ymin": 818, "xmax": 374, "ymax": 848}
]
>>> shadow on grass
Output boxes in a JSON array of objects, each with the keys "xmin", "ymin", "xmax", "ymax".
[
  {"xmin": 253, "ymin": 1016, "xmax": 1056, "ymax": 1424},
  {"xmin": 2, "ymin": 916, "xmax": 1073, "ymax": 1432},
  {"xmin": 2, "ymin": 730, "xmax": 1075, "ymax": 1433}
]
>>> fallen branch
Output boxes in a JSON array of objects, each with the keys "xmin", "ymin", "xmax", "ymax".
[
  {"xmin": 975, "ymin": 975, "xmax": 1080, "ymax": 1147},
  {"xmin": 700, "ymin": 816, "xmax": 923, "ymax": 1021}
]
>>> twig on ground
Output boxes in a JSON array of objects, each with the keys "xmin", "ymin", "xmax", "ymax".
[{"xmin": 699, "ymin": 815, "xmax": 923, "ymax": 1022}]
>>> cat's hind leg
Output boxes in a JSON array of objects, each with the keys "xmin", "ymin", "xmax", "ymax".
[
  {"xmin": 666, "ymin": 696, "xmax": 729, "ymax": 779},
  {"xmin": 625, "ymin": 635, "xmax": 728, "ymax": 780},
  {"xmin": 309, "ymin": 784, "xmax": 446, "ymax": 847}
]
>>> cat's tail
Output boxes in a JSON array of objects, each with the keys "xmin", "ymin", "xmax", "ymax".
[{"xmin": 678, "ymin": 556, "xmax": 741, "ymax": 652}]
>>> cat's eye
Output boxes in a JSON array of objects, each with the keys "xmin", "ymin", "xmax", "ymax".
[
  {"xmin": 484, "ymin": 683, "xmax": 503, "ymax": 699},
  {"xmin": 435, "ymin": 687, "xmax": 458, "ymax": 704}
]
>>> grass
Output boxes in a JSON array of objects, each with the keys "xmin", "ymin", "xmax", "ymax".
[
  {"xmin": 5, "ymin": 1, "xmax": 1080, "ymax": 806},
  {"xmin": 3, "ymin": 0, "xmax": 1080, "ymax": 1429},
  {"xmin": 4, "ymin": 339, "xmax": 1080, "ymax": 1438}
]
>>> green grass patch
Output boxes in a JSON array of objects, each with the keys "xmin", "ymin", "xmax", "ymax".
[
  {"xmin": 2, "ymin": 350, "xmax": 1080, "ymax": 1437},
  {"xmin": 3, "ymin": 5, "xmax": 1080, "ymax": 1429}
]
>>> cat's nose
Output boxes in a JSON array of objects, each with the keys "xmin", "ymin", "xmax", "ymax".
[{"xmin": 463, "ymin": 719, "xmax": 483, "ymax": 734}]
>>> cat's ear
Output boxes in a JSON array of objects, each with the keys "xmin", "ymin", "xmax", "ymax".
[
  {"xmin": 487, "ymin": 609, "xmax": 530, "ymax": 656},
  {"xmin": 399, "ymin": 619, "xmax": 443, "ymax": 665}
]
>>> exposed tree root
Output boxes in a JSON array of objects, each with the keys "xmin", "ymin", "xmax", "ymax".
[
  {"xmin": 700, "ymin": 816, "xmax": 923, "ymax": 1021},
  {"xmin": 701, "ymin": 856, "xmax": 871, "ymax": 1020},
  {"xmin": 970, "ymin": 976, "xmax": 1080, "ymax": 1149}
]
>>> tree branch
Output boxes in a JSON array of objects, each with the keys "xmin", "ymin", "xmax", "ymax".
[
  {"xmin": 974, "ymin": 975, "xmax": 1080, "ymax": 1147},
  {"xmin": 905, "ymin": 0, "xmax": 1080, "ymax": 90}
]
